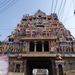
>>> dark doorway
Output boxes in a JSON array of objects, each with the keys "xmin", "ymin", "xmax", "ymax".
[
  {"xmin": 37, "ymin": 41, "xmax": 42, "ymax": 52},
  {"xmin": 16, "ymin": 64, "xmax": 20, "ymax": 72},
  {"xmin": 44, "ymin": 41, "xmax": 49, "ymax": 51},
  {"xmin": 30, "ymin": 41, "xmax": 34, "ymax": 52},
  {"xmin": 26, "ymin": 59, "xmax": 53, "ymax": 75},
  {"xmin": 58, "ymin": 65, "xmax": 63, "ymax": 75}
]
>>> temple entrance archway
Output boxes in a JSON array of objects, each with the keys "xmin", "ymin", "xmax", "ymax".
[{"xmin": 25, "ymin": 58, "xmax": 54, "ymax": 75}]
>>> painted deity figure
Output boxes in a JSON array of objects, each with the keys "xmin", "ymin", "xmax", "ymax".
[
  {"xmin": 22, "ymin": 41, "xmax": 28, "ymax": 53},
  {"xmin": 73, "ymin": 47, "xmax": 75, "ymax": 52},
  {"xmin": 63, "ymin": 46, "xmax": 66, "ymax": 52},
  {"xmin": 66, "ymin": 46, "xmax": 70, "ymax": 52},
  {"xmin": 23, "ymin": 41, "xmax": 29, "ymax": 53},
  {"xmin": 50, "ymin": 41, "xmax": 56, "ymax": 53},
  {"xmin": 57, "ymin": 46, "xmax": 61, "ymax": 52}
]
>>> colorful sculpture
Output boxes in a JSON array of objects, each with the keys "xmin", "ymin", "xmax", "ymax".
[{"xmin": 0, "ymin": 10, "xmax": 75, "ymax": 54}]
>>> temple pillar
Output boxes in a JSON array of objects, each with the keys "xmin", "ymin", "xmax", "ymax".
[
  {"xmin": 55, "ymin": 66, "xmax": 59, "ymax": 75},
  {"xmin": 13, "ymin": 63, "xmax": 16, "ymax": 72},
  {"xmin": 24, "ymin": 60, "xmax": 27, "ymax": 75},
  {"xmin": 49, "ymin": 41, "xmax": 50, "ymax": 52},
  {"xmin": 20, "ymin": 65, "xmax": 23, "ymax": 72},
  {"xmin": 13, "ymin": 66, "xmax": 16, "ymax": 72},
  {"xmin": 9, "ymin": 61, "xmax": 13, "ymax": 72},
  {"xmin": 51, "ymin": 60, "xmax": 56, "ymax": 75},
  {"xmin": 34, "ymin": 41, "xmax": 37, "ymax": 52},
  {"xmin": 28, "ymin": 41, "xmax": 30, "ymax": 52},
  {"xmin": 42, "ymin": 41, "xmax": 44, "ymax": 52}
]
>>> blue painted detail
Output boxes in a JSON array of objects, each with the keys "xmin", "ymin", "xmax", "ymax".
[
  {"xmin": 44, "ymin": 37, "xmax": 57, "ymax": 38},
  {"xmin": 5, "ymin": 52, "xmax": 20, "ymax": 54},
  {"xmin": 14, "ymin": 61, "xmax": 23, "ymax": 62},
  {"xmin": 23, "ymin": 37, "xmax": 34, "ymax": 38},
  {"xmin": 55, "ymin": 61, "xmax": 64, "ymax": 62},
  {"xmin": 51, "ymin": 13, "xmax": 58, "ymax": 18},
  {"xmin": 58, "ymin": 52, "xmax": 75, "ymax": 54}
]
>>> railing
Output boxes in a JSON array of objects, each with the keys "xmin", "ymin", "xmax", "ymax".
[{"xmin": 0, "ymin": 52, "xmax": 75, "ymax": 55}]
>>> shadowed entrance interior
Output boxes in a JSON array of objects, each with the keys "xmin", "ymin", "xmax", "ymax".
[
  {"xmin": 44, "ymin": 41, "xmax": 49, "ymax": 52},
  {"xmin": 30, "ymin": 41, "xmax": 49, "ymax": 52},
  {"xmin": 37, "ymin": 41, "xmax": 42, "ymax": 52},
  {"xmin": 26, "ymin": 58, "xmax": 53, "ymax": 75}
]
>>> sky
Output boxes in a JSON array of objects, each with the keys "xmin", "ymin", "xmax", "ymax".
[{"xmin": 0, "ymin": 0, "xmax": 75, "ymax": 41}]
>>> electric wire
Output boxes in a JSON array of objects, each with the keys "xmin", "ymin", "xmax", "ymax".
[
  {"xmin": 58, "ymin": 0, "xmax": 63, "ymax": 16},
  {"xmin": 0, "ymin": 0, "xmax": 19, "ymax": 14},
  {"xmin": 0, "ymin": 0, "xmax": 18, "ymax": 14},
  {"xmin": 60, "ymin": 0, "xmax": 67, "ymax": 20},
  {"xmin": 64, "ymin": 0, "xmax": 73, "ymax": 23},
  {"xmin": 0, "ymin": 0, "xmax": 10, "ymax": 8},
  {"xmin": 59, "ymin": 0, "xmax": 67, "ymax": 19},
  {"xmin": 0, "ymin": 0, "xmax": 7, "ymax": 6},
  {"xmin": 62, "ymin": 15, "xmax": 74, "ymax": 22},
  {"xmin": 60, "ymin": 0, "xmax": 67, "ymax": 21},
  {"xmin": 0, "ymin": 0, "xmax": 75, "ymax": 37},
  {"xmin": 51, "ymin": 0, "xmax": 54, "ymax": 14},
  {"xmin": 54, "ymin": 0, "xmax": 58, "ymax": 13}
]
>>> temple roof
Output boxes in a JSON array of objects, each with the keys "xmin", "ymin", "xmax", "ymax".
[{"xmin": 34, "ymin": 9, "xmax": 46, "ymax": 17}]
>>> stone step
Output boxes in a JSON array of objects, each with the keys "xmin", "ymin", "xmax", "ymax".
[{"xmin": 8, "ymin": 72, "xmax": 24, "ymax": 75}]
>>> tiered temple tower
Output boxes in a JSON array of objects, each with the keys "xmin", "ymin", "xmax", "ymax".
[
  {"xmin": 1, "ymin": 9, "xmax": 75, "ymax": 54},
  {"xmin": 0, "ymin": 10, "xmax": 75, "ymax": 75}
]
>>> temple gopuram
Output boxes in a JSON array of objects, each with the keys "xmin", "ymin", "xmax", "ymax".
[{"xmin": 1, "ymin": 10, "xmax": 75, "ymax": 75}]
